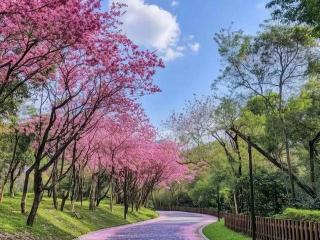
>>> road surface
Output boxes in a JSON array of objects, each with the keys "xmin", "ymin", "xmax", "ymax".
[{"xmin": 79, "ymin": 211, "xmax": 216, "ymax": 240}]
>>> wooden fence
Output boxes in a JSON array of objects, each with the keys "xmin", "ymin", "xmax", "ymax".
[
  {"xmin": 225, "ymin": 213, "xmax": 320, "ymax": 240},
  {"xmin": 157, "ymin": 206, "xmax": 320, "ymax": 240}
]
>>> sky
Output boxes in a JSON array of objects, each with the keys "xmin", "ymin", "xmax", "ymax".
[{"xmin": 103, "ymin": 0, "xmax": 271, "ymax": 130}]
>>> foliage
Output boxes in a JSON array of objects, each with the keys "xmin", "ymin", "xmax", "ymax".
[
  {"xmin": 278, "ymin": 208, "xmax": 320, "ymax": 222},
  {"xmin": 234, "ymin": 170, "xmax": 290, "ymax": 216},
  {"xmin": 267, "ymin": 0, "xmax": 320, "ymax": 36}
]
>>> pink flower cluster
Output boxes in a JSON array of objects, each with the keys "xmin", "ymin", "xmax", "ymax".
[{"xmin": 77, "ymin": 111, "xmax": 189, "ymax": 189}]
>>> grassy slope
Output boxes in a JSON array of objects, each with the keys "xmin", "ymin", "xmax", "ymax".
[
  {"xmin": 0, "ymin": 195, "xmax": 158, "ymax": 240},
  {"xmin": 203, "ymin": 220, "xmax": 250, "ymax": 240}
]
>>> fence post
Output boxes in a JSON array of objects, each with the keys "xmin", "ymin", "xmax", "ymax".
[
  {"xmin": 217, "ymin": 185, "xmax": 221, "ymax": 221},
  {"xmin": 248, "ymin": 136, "xmax": 257, "ymax": 240}
]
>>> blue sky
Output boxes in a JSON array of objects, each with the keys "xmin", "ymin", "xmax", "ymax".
[{"xmin": 104, "ymin": 0, "xmax": 271, "ymax": 130}]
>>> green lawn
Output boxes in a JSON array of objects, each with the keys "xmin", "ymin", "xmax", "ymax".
[
  {"xmin": 0, "ymin": 195, "xmax": 158, "ymax": 240},
  {"xmin": 203, "ymin": 220, "xmax": 250, "ymax": 240}
]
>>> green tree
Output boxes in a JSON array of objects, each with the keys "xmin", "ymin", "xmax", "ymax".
[
  {"xmin": 267, "ymin": 0, "xmax": 320, "ymax": 36},
  {"xmin": 284, "ymin": 78, "xmax": 320, "ymax": 193},
  {"xmin": 0, "ymin": 120, "xmax": 33, "ymax": 202},
  {"xmin": 214, "ymin": 25, "xmax": 318, "ymax": 200}
]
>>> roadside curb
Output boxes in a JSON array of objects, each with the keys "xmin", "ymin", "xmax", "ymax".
[
  {"xmin": 77, "ymin": 212, "xmax": 161, "ymax": 240},
  {"xmin": 199, "ymin": 224, "xmax": 210, "ymax": 240},
  {"xmin": 198, "ymin": 217, "xmax": 218, "ymax": 240}
]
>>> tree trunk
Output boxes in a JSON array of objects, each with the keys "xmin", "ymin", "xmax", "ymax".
[
  {"xmin": 230, "ymin": 127, "xmax": 317, "ymax": 199},
  {"xmin": 96, "ymin": 187, "xmax": 110, "ymax": 207},
  {"xmin": 123, "ymin": 170, "xmax": 129, "ymax": 220},
  {"xmin": 284, "ymin": 131, "xmax": 296, "ymax": 200},
  {"xmin": 70, "ymin": 166, "xmax": 78, "ymax": 212},
  {"xmin": 136, "ymin": 199, "xmax": 141, "ymax": 212},
  {"xmin": 309, "ymin": 141, "xmax": 316, "ymax": 192},
  {"xmin": 61, "ymin": 175, "xmax": 73, "ymax": 212},
  {"xmin": 60, "ymin": 190, "xmax": 69, "ymax": 212},
  {"xmin": 26, "ymin": 169, "xmax": 43, "ymax": 226},
  {"xmin": 27, "ymin": 190, "xmax": 42, "ymax": 226},
  {"xmin": 234, "ymin": 135, "xmax": 242, "ymax": 177},
  {"xmin": 0, "ymin": 168, "xmax": 10, "ymax": 203},
  {"xmin": 9, "ymin": 179, "xmax": 14, "ymax": 198},
  {"xmin": 2, "ymin": 131, "xmax": 20, "ymax": 202},
  {"xmin": 233, "ymin": 193, "xmax": 239, "ymax": 214},
  {"xmin": 21, "ymin": 167, "xmax": 33, "ymax": 214},
  {"xmin": 217, "ymin": 185, "xmax": 221, "ymax": 221},
  {"xmin": 0, "ymin": 187, "xmax": 4, "ymax": 203},
  {"xmin": 279, "ymin": 82, "xmax": 296, "ymax": 201},
  {"xmin": 96, "ymin": 198, "xmax": 102, "ymax": 207},
  {"xmin": 248, "ymin": 136, "xmax": 256, "ymax": 240},
  {"xmin": 52, "ymin": 187, "xmax": 58, "ymax": 210},
  {"xmin": 9, "ymin": 164, "xmax": 22, "ymax": 198},
  {"xmin": 232, "ymin": 134, "xmax": 242, "ymax": 213},
  {"xmin": 52, "ymin": 162, "xmax": 58, "ymax": 210},
  {"xmin": 89, "ymin": 173, "xmax": 98, "ymax": 211},
  {"xmin": 79, "ymin": 172, "xmax": 84, "ymax": 207},
  {"xmin": 110, "ymin": 178, "xmax": 113, "ymax": 212}
]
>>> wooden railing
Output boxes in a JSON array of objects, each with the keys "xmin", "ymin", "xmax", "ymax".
[
  {"xmin": 225, "ymin": 213, "xmax": 320, "ymax": 240},
  {"xmin": 157, "ymin": 206, "xmax": 320, "ymax": 239}
]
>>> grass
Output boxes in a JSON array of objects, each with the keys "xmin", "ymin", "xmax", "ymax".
[
  {"xmin": 203, "ymin": 220, "xmax": 250, "ymax": 240},
  {"xmin": 277, "ymin": 208, "xmax": 320, "ymax": 222},
  {"xmin": 0, "ymin": 194, "xmax": 158, "ymax": 240}
]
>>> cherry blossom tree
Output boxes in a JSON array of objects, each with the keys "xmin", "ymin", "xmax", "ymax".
[
  {"xmin": 0, "ymin": 0, "xmax": 192, "ymax": 227},
  {"xmin": 14, "ymin": 2, "xmax": 163, "ymax": 225},
  {"xmin": 77, "ymin": 110, "xmax": 188, "ymax": 219},
  {"xmin": 0, "ymin": 0, "xmax": 110, "ymax": 110}
]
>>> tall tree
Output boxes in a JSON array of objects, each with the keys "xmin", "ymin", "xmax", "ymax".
[{"xmin": 214, "ymin": 25, "xmax": 318, "ymax": 200}]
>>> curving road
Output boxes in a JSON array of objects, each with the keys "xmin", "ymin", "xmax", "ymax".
[{"xmin": 79, "ymin": 211, "xmax": 216, "ymax": 240}]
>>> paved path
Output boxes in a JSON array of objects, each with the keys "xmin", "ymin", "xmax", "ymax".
[{"xmin": 79, "ymin": 211, "xmax": 217, "ymax": 240}]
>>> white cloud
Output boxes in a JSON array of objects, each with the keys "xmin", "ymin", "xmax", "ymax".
[
  {"xmin": 189, "ymin": 42, "xmax": 200, "ymax": 52},
  {"xmin": 184, "ymin": 35, "xmax": 200, "ymax": 53},
  {"xmin": 111, "ymin": 0, "xmax": 199, "ymax": 62},
  {"xmin": 163, "ymin": 47, "xmax": 184, "ymax": 61},
  {"xmin": 171, "ymin": 0, "xmax": 179, "ymax": 7}
]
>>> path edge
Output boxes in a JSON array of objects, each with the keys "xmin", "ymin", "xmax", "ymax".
[
  {"xmin": 199, "ymin": 224, "xmax": 209, "ymax": 240},
  {"xmin": 76, "ymin": 211, "xmax": 161, "ymax": 240}
]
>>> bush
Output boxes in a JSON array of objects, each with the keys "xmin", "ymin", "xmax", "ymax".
[
  {"xmin": 234, "ymin": 170, "xmax": 290, "ymax": 216},
  {"xmin": 278, "ymin": 208, "xmax": 320, "ymax": 222}
]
